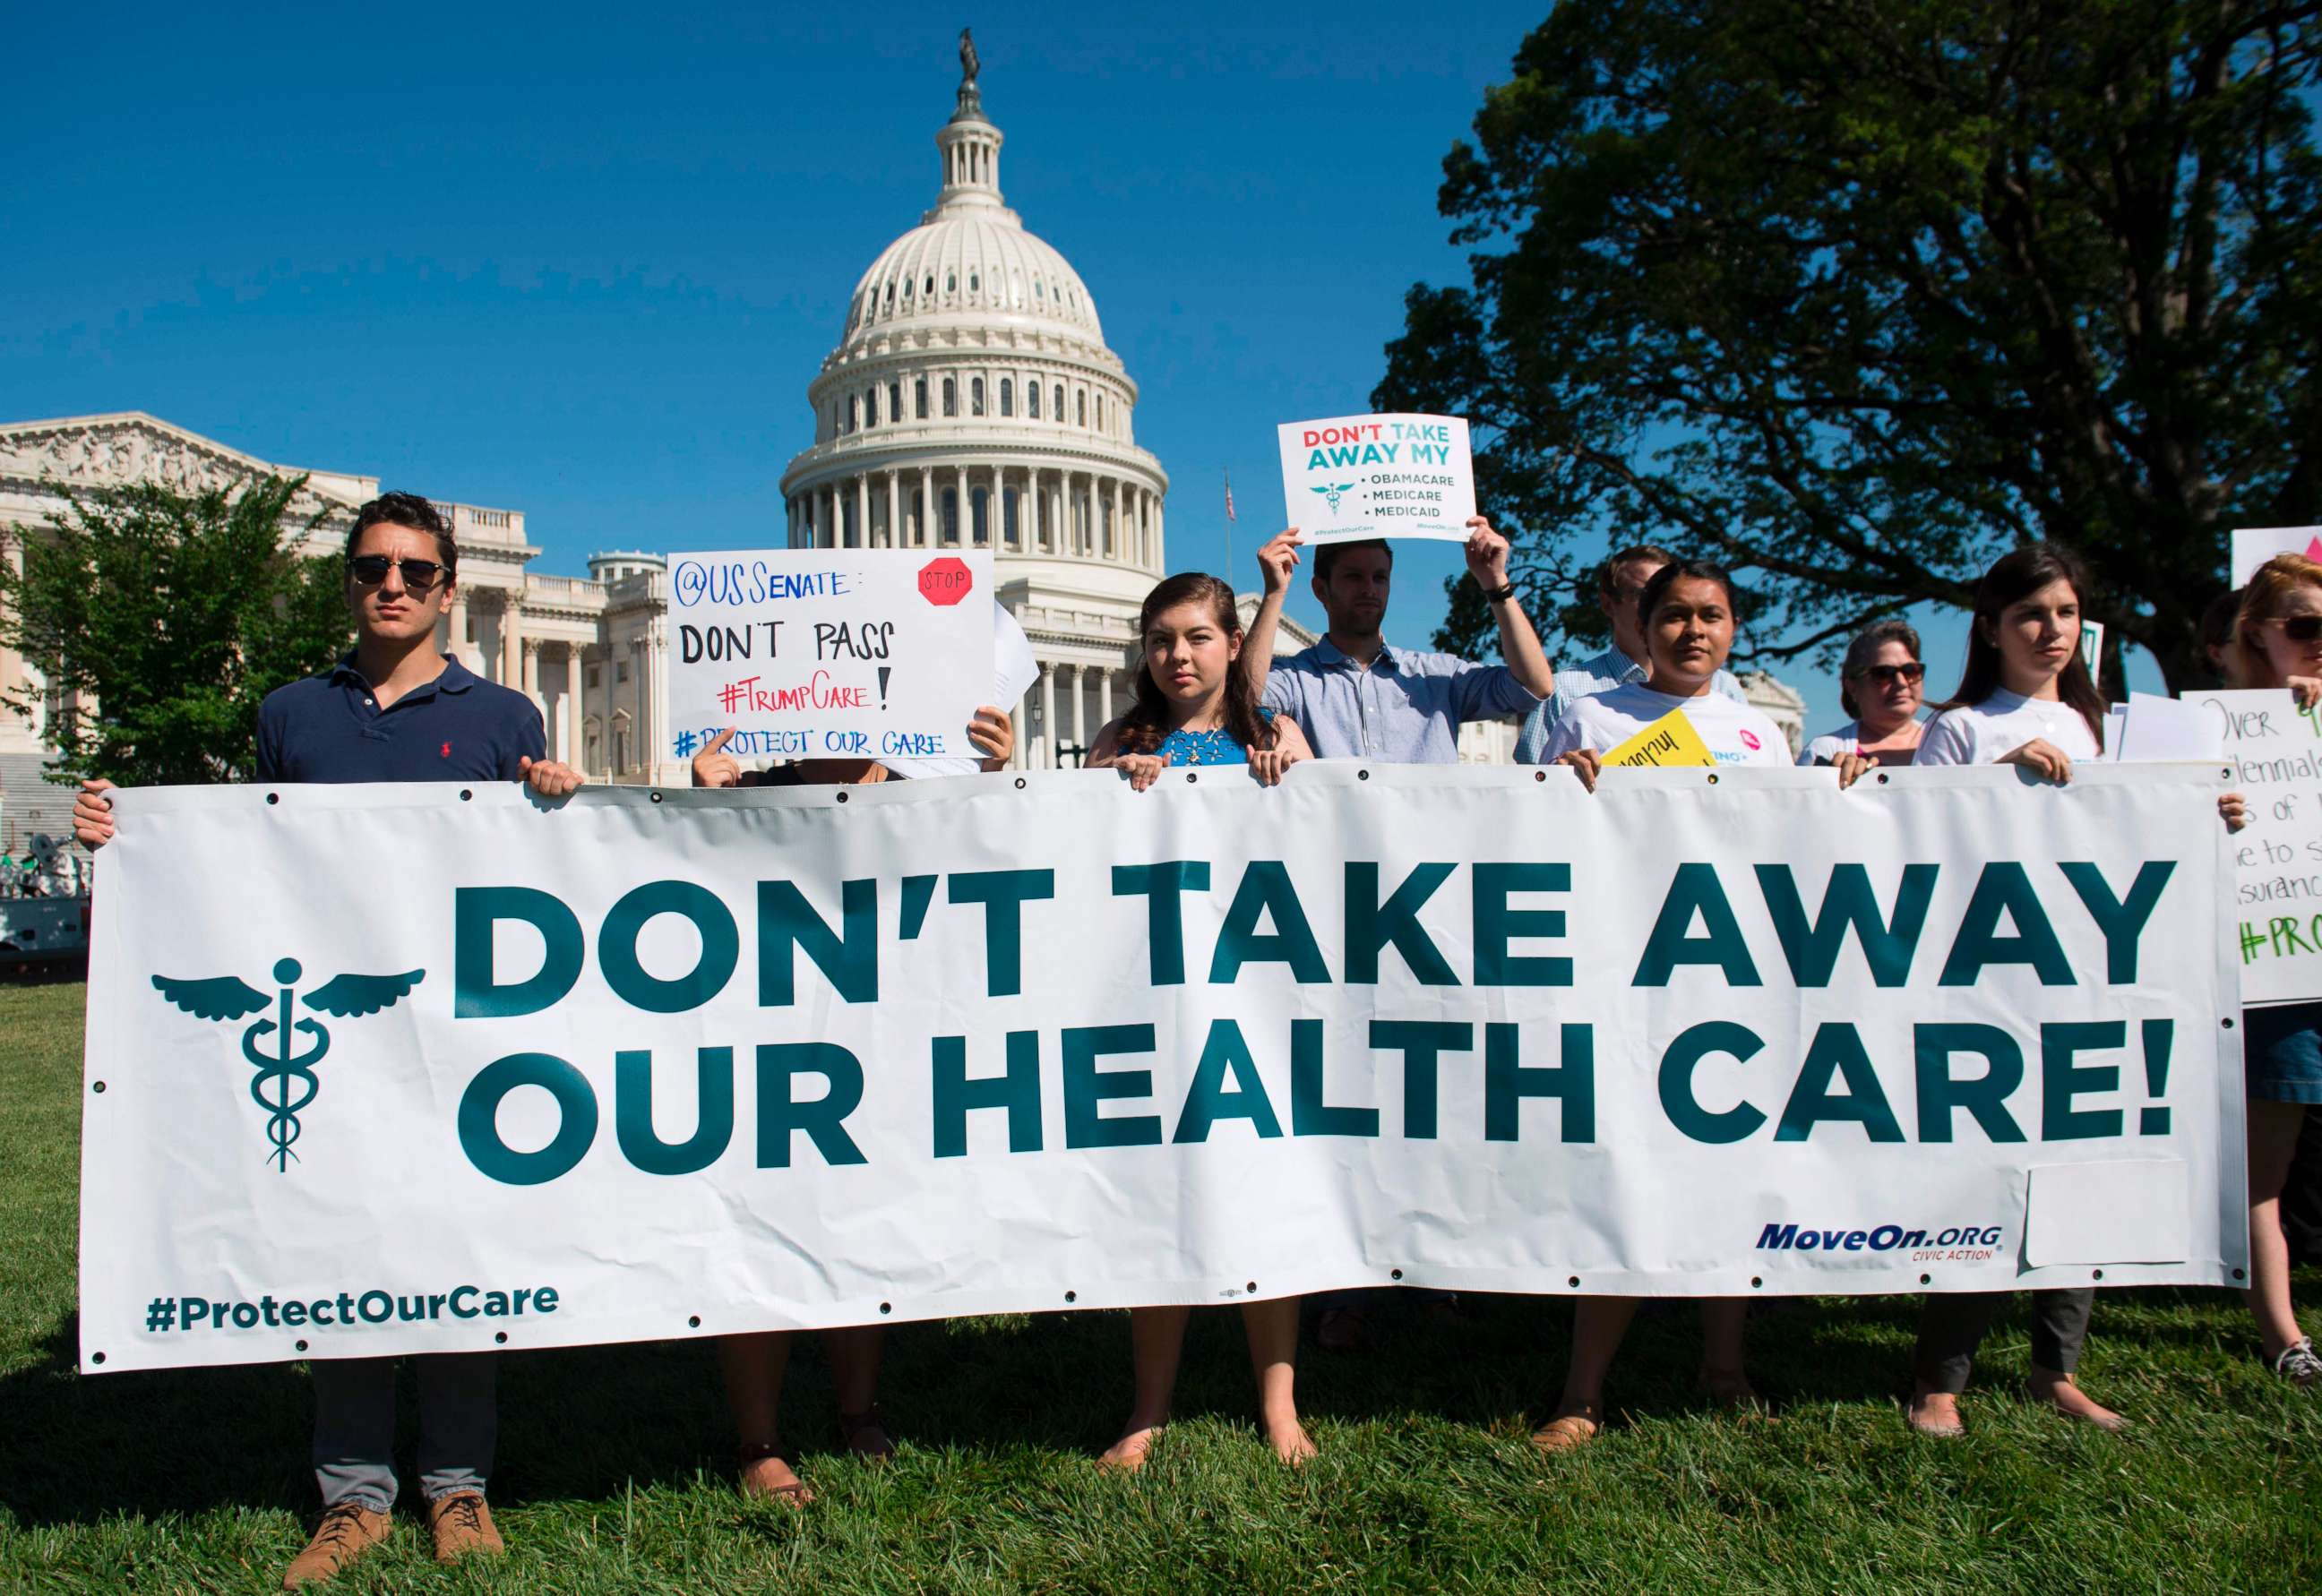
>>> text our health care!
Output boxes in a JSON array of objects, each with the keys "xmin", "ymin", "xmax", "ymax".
[
  {"xmin": 1276, "ymin": 413, "xmax": 1476, "ymax": 544},
  {"xmin": 664, "ymin": 548, "xmax": 993, "ymax": 764},
  {"xmin": 79, "ymin": 763, "xmax": 2244, "ymax": 1371}
]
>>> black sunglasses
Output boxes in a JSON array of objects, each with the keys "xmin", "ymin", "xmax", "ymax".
[
  {"xmin": 2275, "ymin": 614, "xmax": 2322, "ymax": 643},
  {"xmin": 1850, "ymin": 661, "xmax": 1924, "ymax": 684},
  {"xmin": 348, "ymin": 554, "xmax": 447, "ymax": 592}
]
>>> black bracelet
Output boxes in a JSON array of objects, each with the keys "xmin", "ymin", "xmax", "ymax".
[{"xmin": 1482, "ymin": 581, "xmax": 1518, "ymax": 604}]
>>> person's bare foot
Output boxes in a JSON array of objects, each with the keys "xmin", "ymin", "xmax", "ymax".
[
  {"xmin": 1907, "ymin": 1389, "xmax": 1965, "ymax": 1437},
  {"xmin": 839, "ymin": 1406, "xmax": 896, "ymax": 1462},
  {"xmin": 1263, "ymin": 1410, "xmax": 1318, "ymax": 1467},
  {"xmin": 1096, "ymin": 1421, "xmax": 1165, "ymax": 1472},
  {"xmin": 1529, "ymin": 1403, "xmax": 1602, "ymax": 1454},
  {"xmin": 2028, "ymin": 1367, "xmax": 2126, "ymax": 1430},
  {"xmin": 737, "ymin": 1446, "xmax": 813, "ymax": 1507}
]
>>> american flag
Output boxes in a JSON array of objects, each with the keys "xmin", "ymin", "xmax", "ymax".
[{"xmin": 1223, "ymin": 468, "xmax": 1236, "ymax": 523}]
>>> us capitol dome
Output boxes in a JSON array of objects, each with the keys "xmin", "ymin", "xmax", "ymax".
[{"xmin": 778, "ymin": 37, "xmax": 1171, "ymax": 768}]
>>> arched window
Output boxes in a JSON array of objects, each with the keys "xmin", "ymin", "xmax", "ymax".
[
  {"xmin": 1028, "ymin": 381, "xmax": 1041, "ymax": 419},
  {"xmin": 903, "ymin": 275, "xmax": 913, "ymax": 299},
  {"xmin": 1096, "ymin": 395, "xmax": 1104, "ymax": 430},
  {"xmin": 888, "ymin": 382, "xmax": 901, "ymax": 424},
  {"xmin": 884, "ymin": 282, "xmax": 894, "ymax": 309},
  {"xmin": 972, "ymin": 487, "xmax": 989, "ymax": 545},
  {"xmin": 915, "ymin": 378, "xmax": 929, "ymax": 420},
  {"xmin": 1034, "ymin": 277, "xmax": 1044, "ymax": 300},
  {"xmin": 999, "ymin": 378, "xmax": 1013, "ymax": 417},
  {"xmin": 924, "ymin": 275, "xmax": 934, "ymax": 296},
  {"xmin": 847, "ymin": 394, "xmax": 859, "ymax": 433},
  {"xmin": 942, "ymin": 488, "xmax": 959, "ymax": 544},
  {"xmin": 946, "ymin": 271, "xmax": 957, "ymax": 294},
  {"xmin": 1076, "ymin": 390, "xmax": 1087, "ymax": 427},
  {"xmin": 864, "ymin": 387, "xmax": 878, "ymax": 427},
  {"xmin": 971, "ymin": 377, "xmax": 986, "ymax": 416},
  {"xmin": 1054, "ymin": 384, "xmax": 1064, "ymax": 422},
  {"xmin": 942, "ymin": 377, "xmax": 957, "ymax": 417},
  {"xmin": 968, "ymin": 270, "xmax": 980, "ymax": 295},
  {"xmin": 1003, "ymin": 487, "xmax": 1020, "ymax": 546}
]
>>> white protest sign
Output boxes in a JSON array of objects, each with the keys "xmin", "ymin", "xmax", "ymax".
[
  {"xmin": 2232, "ymin": 527, "xmax": 2322, "ymax": 587},
  {"xmin": 873, "ymin": 602, "xmax": 1040, "ymax": 780},
  {"xmin": 665, "ymin": 549, "xmax": 993, "ymax": 768},
  {"xmin": 1277, "ymin": 413, "xmax": 1475, "ymax": 544},
  {"xmin": 2118, "ymin": 692, "xmax": 2223, "ymax": 763},
  {"xmin": 2186, "ymin": 686, "xmax": 2322, "ymax": 1005}
]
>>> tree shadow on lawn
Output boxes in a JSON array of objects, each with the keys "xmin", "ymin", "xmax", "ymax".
[{"xmin": 0, "ymin": 1285, "xmax": 2258, "ymax": 1528}]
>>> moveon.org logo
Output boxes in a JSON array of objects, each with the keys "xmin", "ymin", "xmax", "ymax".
[{"xmin": 1756, "ymin": 1222, "xmax": 2004, "ymax": 1253}]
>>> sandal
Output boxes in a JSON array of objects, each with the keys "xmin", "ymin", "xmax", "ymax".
[
  {"xmin": 735, "ymin": 1440, "xmax": 813, "ymax": 1507},
  {"xmin": 1528, "ymin": 1413, "xmax": 1600, "ymax": 1454},
  {"xmin": 838, "ymin": 1404, "xmax": 897, "ymax": 1461}
]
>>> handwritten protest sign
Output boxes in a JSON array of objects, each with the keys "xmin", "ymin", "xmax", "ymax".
[
  {"xmin": 664, "ymin": 549, "xmax": 993, "ymax": 766},
  {"xmin": 1603, "ymin": 708, "xmax": 1716, "ymax": 768},
  {"xmin": 2185, "ymin": 686, "xmax": 2322, "ymax": 1005},
  {"xmin": 2232, "ymin": 526, "xmax": 2322, "ymax": 586},
  {"xmin": 1276, "ymin": 413, "xmax": 1475, "ymax": 544}
]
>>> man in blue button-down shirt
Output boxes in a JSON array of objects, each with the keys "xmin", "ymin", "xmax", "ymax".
[
  {"xmin": 1512, "ymin": 543, "xmax": 1750, "ymax": 764},
  {"xmin": 1248, "ymin": 519, "xmax": 1553, "ymax": 764},
  {"xmin": 75, "ymin": 491, "xmax": 581, "ymax": 1587}
]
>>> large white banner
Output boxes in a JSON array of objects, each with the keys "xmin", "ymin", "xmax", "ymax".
[{"xmin": 81, "ymin": 764, "xmax": 2245, "ymax": 1373}]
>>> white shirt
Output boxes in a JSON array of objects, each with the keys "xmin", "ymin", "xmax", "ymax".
[
  {"xmin": 1540, "ymin": 682, "xmax": 1791, "ymax": 768},
  {"xmin": 1914, "ymin": 689, "xmax": 2103, "ymax": 767},
  {"xmin": 1796, "ymin": 717, "xmax": 1925, "ymax": 767}
]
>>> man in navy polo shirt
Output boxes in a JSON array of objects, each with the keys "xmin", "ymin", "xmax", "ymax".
[{"xmin": 76, "ymin": 490, "xmax": 582, "ymax": 1587}]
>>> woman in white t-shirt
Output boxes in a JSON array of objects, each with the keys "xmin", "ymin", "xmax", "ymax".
[
  {"xmin": 1797, "ymin": 621, "xmax": 1926, "ymax": 767},
  {"xmin": 1533, "ymin": 560, "xmax": 1870, "ymax": 1455},
  {"xmin": 1905, "ymin": 543, "xmax": 2119, "ymax": 1437}
]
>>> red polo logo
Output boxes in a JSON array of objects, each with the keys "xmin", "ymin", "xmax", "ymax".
[{"xmin": 441, "ymin": 742, "xmax": 452, "ymax": 759}]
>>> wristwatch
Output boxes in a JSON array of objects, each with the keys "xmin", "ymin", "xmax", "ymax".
[{"xmin": 1482, "ymin": 581, "xmax": 1518, "ymax": 604}]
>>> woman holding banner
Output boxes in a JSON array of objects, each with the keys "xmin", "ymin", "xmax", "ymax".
[
  {"xmin": 1087, "ymin": 571, "xmax": 1316, "ymax": 1468},
  {"xmin": 688, "ymin": 706, "xmax": 1016, "ymax": 1504},
  {"xmin": 1798, "ymin": 621, "xmax": 1926, "ymax": 767},
  {"xmin": 1905, "ymin": 543, "xmax": 2123, "ymax": 1433},
  {"xmin": 2222, "ymin": 554, "xmax": 2322, "ymax": 1388},
  {"xmin": 1534, "ymin": 559, "xmax": 1870, "ymax": 1452}
]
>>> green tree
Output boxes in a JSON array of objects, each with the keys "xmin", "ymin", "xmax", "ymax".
[
  {"xmin": 0, "ymin": 477, "xmax": 353, "ymax": 784},
  {"xmin": 1379, "ymin": 0, "xmax": 2322, "ymax": 688}
]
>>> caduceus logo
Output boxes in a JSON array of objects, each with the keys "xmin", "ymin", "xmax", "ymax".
[
  {"xmin": 1311, "ymin": 482, "xmax": 1356, "ymax": 515},
  {"xmin": 153, "ymin": 960, "xmax": 424, "ymax": 1171}
]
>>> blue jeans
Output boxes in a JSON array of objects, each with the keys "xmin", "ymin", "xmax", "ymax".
[{"xmin": 311, "ymin": 1353, "xmax": 497, "ymax": 1510}]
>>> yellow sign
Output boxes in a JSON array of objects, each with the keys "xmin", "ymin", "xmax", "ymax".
[{"xmin": 1602, "ymin": 708, "xmax": 1716, "ymax": 768}]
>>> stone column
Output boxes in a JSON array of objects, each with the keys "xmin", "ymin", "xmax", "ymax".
[
  {"xmin": 886, "ymin": 471, "xmax": 900, "ymax": 549},
  {"xmin": 1155, "ymin": 496, "xmax": 1165, "ymax": 568},
  {"xmin": 1097, "ymin": 665, "xmax": 1114, "ymax": 729},
  {"xmin": 1009, "ymin": 691, "xmax": 1028, "ymax": 769},
  {"xmin": 633, "ymin": 639, "xmax": 650, "ymax": 778},
  {"xmin": 856, "ymin": 474, "xmax": 870, "ymax": 548},
  {"xmin": 444, "ymin": 588, "xmax": 470, "ymax": 668},
  {"xmin": 498, "ymin": 596, "xmax": 522, "ymax": 688},
  {"xmin": 1037, "ymin": 661, "xmax": 1057, "ymax": 771},
  {"xmin": 955, "ymin": 464, "xmax": 969, "ymax": 544},
  {"xmin": 1069, "ymin": 663, "xmax": 1088, "ymax": 757},
  {"xmin": 920, "ymin": 466, "xmax": 934, "ymax": 546}
]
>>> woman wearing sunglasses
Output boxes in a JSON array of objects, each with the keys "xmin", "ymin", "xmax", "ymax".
[
  {"xmin": 2221, "ymin": 553, "xmax": 2322, "ymax": 1388},
  {"xmin": 1798, "ymin": 621, "xmax": 1926, "ymax": 767}
]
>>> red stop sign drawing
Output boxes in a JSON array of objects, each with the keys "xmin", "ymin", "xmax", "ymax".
[{"xmin": 918, "ymin": 556, "xmax": 974, "ymax": 606}]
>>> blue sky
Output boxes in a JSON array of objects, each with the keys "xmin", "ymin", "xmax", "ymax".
[{"xmin": 3, "ymin": 1, "xmax": 2164, "ymax": 732}]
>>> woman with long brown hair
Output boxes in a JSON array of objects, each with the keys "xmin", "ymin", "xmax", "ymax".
[{"xmin": 1087, "ymin": 571, "xmax": 1316, "ymax": 1470}]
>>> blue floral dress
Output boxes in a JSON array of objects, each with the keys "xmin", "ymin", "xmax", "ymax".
[{"xmin": 1153, "ymin": 708, "xmax": 1277, "ymax": 767}]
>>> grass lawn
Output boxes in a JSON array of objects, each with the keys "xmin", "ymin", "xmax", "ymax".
[{"xmin": 4, "ymin": 973, "xmax": 2318, "ymax": 1593}]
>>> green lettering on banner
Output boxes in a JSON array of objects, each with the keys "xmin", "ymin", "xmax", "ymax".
[
  {"xmin": 453, "ymin": 887, "xmax": 584, "ymax": 1018},
  {"xmin": 931, "ymin": 1031, "xmax": 1045, "ymax": 1156},
  {"xmin": 1775, "ymin": 1023, "xmax": 1905, "ymax": 1142},
  {"xmin": 1112, "ymin": 862, "xmax": 1211, "ymax": 985},
  {"xmin": 1473, "ymin": 863, "xmax": 1573, "ymax": 986},
  {"xmin": 1939, "ymin": 863, "xmax": 2074, "ymax": 986},
  {"xmin": 1371, "ymin": 1019, "xmax": 1474, "ymax": 1139},
  {"xmin": 599, "ymin": 880, "xmax": 739, "ymax": 1013},
  {"xmin": 1061, "ymin": 1024, "xmax": 1162, "ymax": 1148},
  {"xmin": 613, "ymin": 1046, "xmax": 735, "ymax": 1174},
  {"xmin": 1635, "ymin": 865, "xmax": 1762, "ymax": 987},
  {"xmin": 1755, "ymin": 863, "xmax": 1936, "ymax": 988},
  {"xmin": 2059, "ymin": 862, "xmax": 2175, "ymax": 983},
  {"xmin": 1914, "ymin": 1024, "xmax": 2027, "ymax": 1142},
  {"xmin": 1208, "ymin": 862, "xmax": 1329, "ymax": 983},
  {"xmin": 757, "ymin": 879, "xmax": 878, "ymax": 1005},
  {"xmin": 949, "ymin": 870, "xmax": 1056, "ymax": 996},
  {"xmin": 1174, "ymin": 1018, "xmax": 1286, "ymax": 1143},
  {"xmin": 753, "ymin": 1043, "xmax": 867, "ymax": 1168},
  {"xmin": 1657, "ymin": 1021, "xmax": 1766, "ymax": 1143},
  {"xmin": 1484, "ymin": 1021, "xmax": 1595, "ymax": 1142},
  {"xmin": 2042, "ymin": 1020, "xmax": 2127, "ymax": 1141},
  {"xmin": 460, "ymin": 1051, "xmax": 598, "ymax": 1184},
  {"xmin": 1291, "ymin": 1017, "xmax": 1379, "ymax": 1137},
  {"xmin": 1346, "ymin": 862, "xmax": 1458, "ymax": 984}
]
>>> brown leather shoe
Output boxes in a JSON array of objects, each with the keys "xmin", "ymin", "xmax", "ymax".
[
  {"xmin": 282, "ymin": 1501, "xmax": 392, "ymax": 1588},
  {"xmin": 426, "ymin": 1491, "xmax": 504, "ymax": 1563}
]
